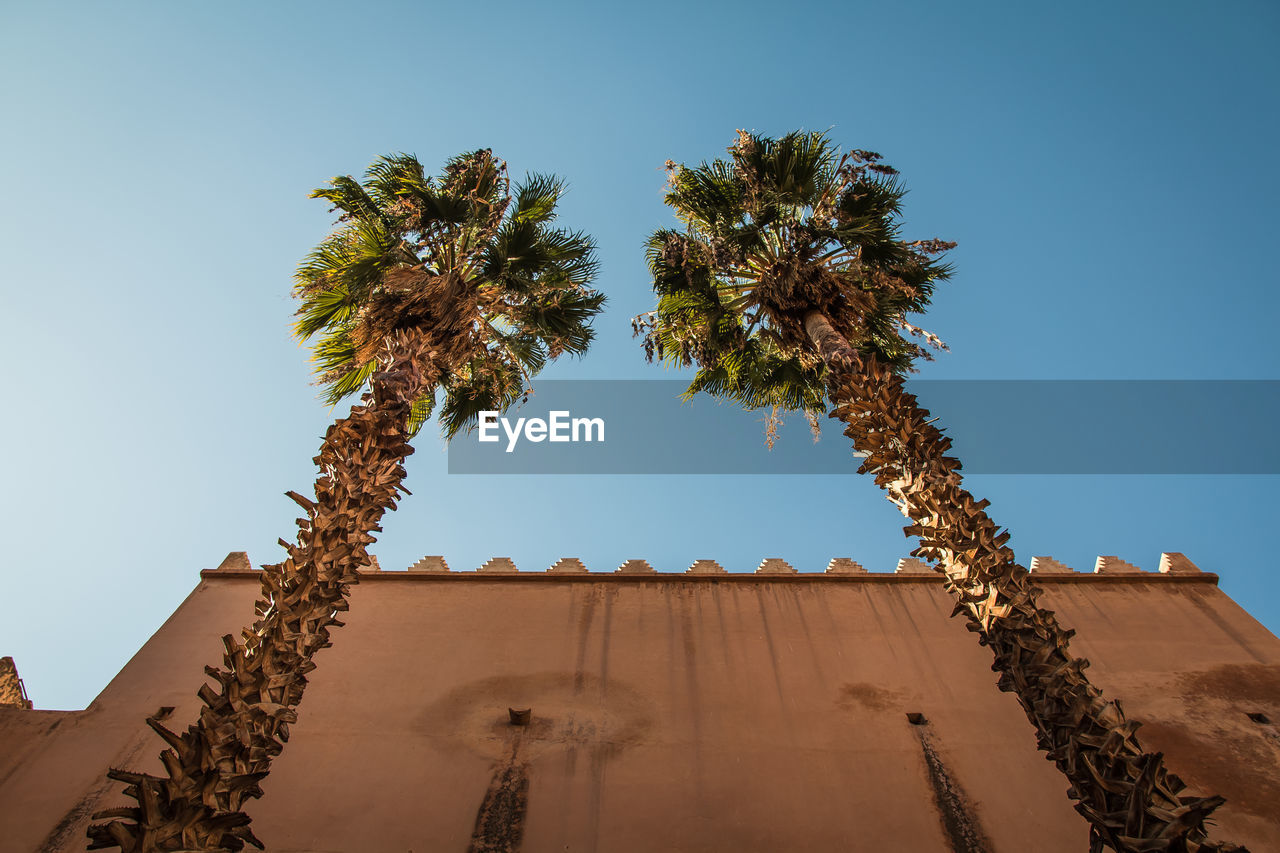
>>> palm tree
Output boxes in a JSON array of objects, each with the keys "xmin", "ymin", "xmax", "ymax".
[
  {"xmin": 636, "ymin": 130, "xmax": 1239, "ymax": 853},
  {"xmin": 88, "ymin": 149, "xmax": 604, "ymax": 852}
]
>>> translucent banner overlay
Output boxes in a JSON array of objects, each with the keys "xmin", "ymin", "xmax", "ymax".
[{"xmin": 445, "ymin": 380, "xmax": 1280, "ymax": 475}]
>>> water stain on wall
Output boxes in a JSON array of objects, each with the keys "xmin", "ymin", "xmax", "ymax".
[
  {"xmin": 420, "ymin": 672, "xmax": 655, "ymax": 853},
  {"xmin": 836, "ymin": 682, "xmax": 909, "ymax": 713},
  {"xmin": 468, "ymin": 734, "xmax": 530, "ymax": 853},
  {"xmin": 1135, "ymin": 663, "xmax": 1280, "ymax": 819},
  {"xmin": 417, "ymin": 671, "xmax": 653, "ymax": 763},
  {"xmin": 911, "ymin": 722, "xmax": 991, "ymax": 853}
]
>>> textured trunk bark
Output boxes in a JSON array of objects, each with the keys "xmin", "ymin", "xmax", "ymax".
[
  {"xmin": 87, "ymin": 358, "xmax": 421, "ymax": 853},
  {"xmin": 803, "ymin": 310, "xmax": 1241, "ymax": 853}
]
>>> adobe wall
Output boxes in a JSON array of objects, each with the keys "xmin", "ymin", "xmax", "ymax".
[{"xmin": 2, "ymin": 554, "xmax": 1277, "ymax": 853}]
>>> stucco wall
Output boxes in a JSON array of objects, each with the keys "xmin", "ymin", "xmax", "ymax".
[{"xmin": 2, "ymin": 563, "xmax": 1277, "ymax": 852}]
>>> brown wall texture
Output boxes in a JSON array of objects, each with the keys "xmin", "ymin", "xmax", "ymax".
[{"xmin": 2, "ymin": 559, "xmax": 1278, "ymax": 852}]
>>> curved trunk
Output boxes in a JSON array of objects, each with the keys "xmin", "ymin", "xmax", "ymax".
[
  {"xmin": 87, "ymin": 359, "xmax": 421, "ymax": 853},
  {"xmin": 803, "ymin": 310, "xmax": 1240, "ymax": 853}
]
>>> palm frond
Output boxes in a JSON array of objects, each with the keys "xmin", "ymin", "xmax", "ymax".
[
  {"xmin": 310, "ymin": 175, "xmax": 386, "ymax": 226},
  {"xmin": 295, "ymin": 149, "xmax": 602, "ymax": 436},
  {"xmin": 438, "ymin": 360, "xmax": 526, "ymax": 438},
  {"xmin": 731, "ymin": 130, "xmax": 839, "ymax": 209},
  {"xmin": 363, "ymin": 152, "xmax": 428, "ymax": 207},
  {"xmin": 486, "ymin": 326, "xmax": 549, "ymax": 376},
  {"xmin": 665, "ymin": 160, "xmax": 744, "ymax": 234},
  {"xmin": 642, "ymin": 130, "xmax": 955, "ymax": 408},
  {"xmin": 512, "ymin": 173, "xmax": 565, "ymax": 224}
]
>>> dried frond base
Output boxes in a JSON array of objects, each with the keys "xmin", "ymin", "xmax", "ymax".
[{"xmin": 824, "ymin": 353, "xmax": 1245, "ymax": 853}]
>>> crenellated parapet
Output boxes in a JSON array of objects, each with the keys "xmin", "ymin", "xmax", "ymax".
[
  {"xmin": 616, "ymin": 559, "xmax": 656, "ymax": 574},
  {"xmin": 0, "ymin": 656, "xmax": 32, "ymax": 710},
  {"xmin": 211, "ymin": 551, "xmax": 253, "ymax": 572},
  {"xmin": 477, "ymin": 557, "xmax": 518, "ymax": 573},
  {"xmin": 408, "ymin": 555, "xmax": 450, "ymax": 572},
  {"xmin": 1158, "ymin": 552, "xmax": 1201, "ymax": 574},
  {"xmin": 826, "ymin": 558, "xmax": 866, "ymax": 574},
  {"xmin": 1029, "ymin": 556, "xmax": 1073, "ymax": 574},
  {"xmin": 200, "ymin": 551, "xmax": 1213, "ymax": 579},
  {"xmin": 895, "ymin": 558, "xmax": 932, "ymax": 575},
  {"xmin": 548, "ymin": 557, "xmax": 589, "ymax": 574},
  {"xmin": 1095, "ymin": 555, "xmax": 1144, "ymax": 574}
]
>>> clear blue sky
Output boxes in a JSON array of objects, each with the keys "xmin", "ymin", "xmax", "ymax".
[{"xmin": 2, "ymin": 1, "xmax": 1277, "ymax": 710}]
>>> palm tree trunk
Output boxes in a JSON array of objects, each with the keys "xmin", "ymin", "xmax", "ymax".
[
  {"xmin": 87, "ymin": 357, "xmax": 422, "ymax": 853},
  {"xmin": 803, "ymin": 310, "xmax": 1242, "ymax": 853}
]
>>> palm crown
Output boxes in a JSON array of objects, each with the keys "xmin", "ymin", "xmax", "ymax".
[
  {"xmin": 637, "ymin": 130, "xmax": 954, "ymax": 414},
  {"xmin": 294, "ymin": 149, "xmax": 604, "ymax": 435}
]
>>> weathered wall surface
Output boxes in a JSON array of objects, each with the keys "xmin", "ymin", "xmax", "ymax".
[
  {"xmin": 0, "ymin": 579, "xmax": 261, "ymax": 853},
  {"xmin": 2, "ymin": 562, "xmax": 1277, "ymax": 853}
]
